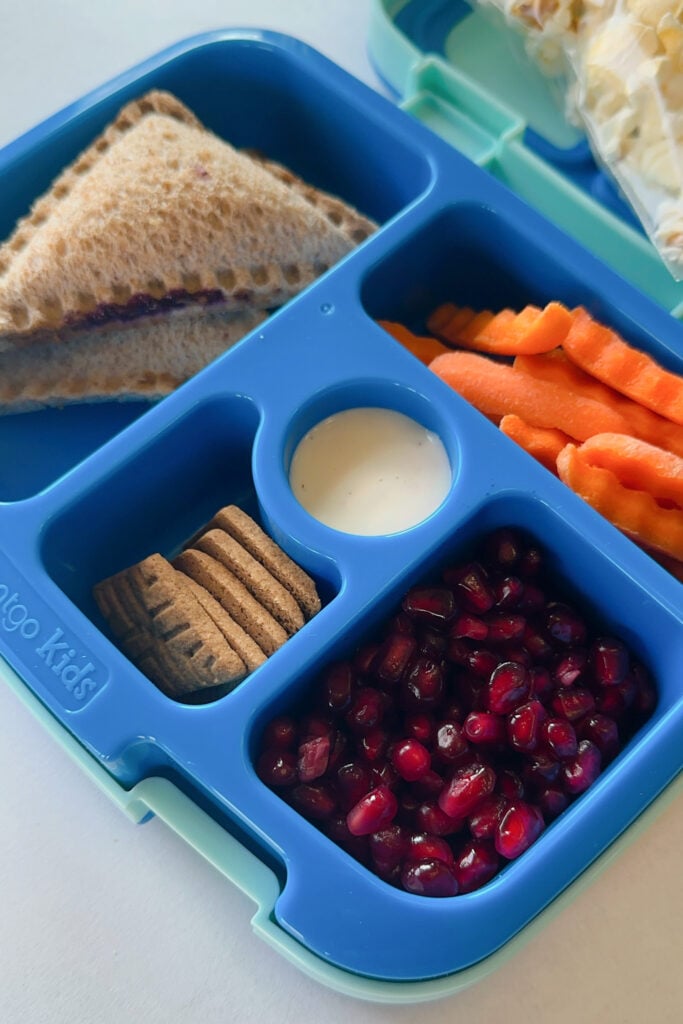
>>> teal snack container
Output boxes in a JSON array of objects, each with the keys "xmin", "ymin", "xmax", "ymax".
[{"xmin": 0, "ymin": 22, "xmax": 681, "ymax": 1002}]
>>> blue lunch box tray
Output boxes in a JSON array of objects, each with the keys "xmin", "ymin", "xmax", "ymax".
[
  {"xmin": 368, "ymin": 0, "xmax": 683, "ymax": 317},
  {"xmin": 0, "ymin": 27, "xmax": 682, "ymax": 1000}
]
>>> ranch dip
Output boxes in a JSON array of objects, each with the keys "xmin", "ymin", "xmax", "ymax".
[{"xmin": 289, "ymin": 407, "xmax": 451, "ymax": 535}]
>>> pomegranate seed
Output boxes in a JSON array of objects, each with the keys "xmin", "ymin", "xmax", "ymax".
[
  {"xmin": 408, "ymin": 832, "xmax": 456, "ymax": 867},
  {"xmin": 590, "ymin": 636, "xmax": 629, "ymax": 686},
  {"xmin": 358, "ymin": 726, "xmax": 389, "ymax": 763},
  {"xmin": 483, "ymin": 528, "xmax": 523, "ymax": 570},
  {"xmin": 562, "ymin": 740, "xmax": 602, "ymax": 795},
  {"xmin": 518, "ymin": 582, "xmax": 546, "ymax": 612},
  {"xmin": 401, "ymin": 586, "xmax": 456, "ymax": 626},
  {"xmin": 257, "ymin": 749, "xmax": 297, "ymax": 787},
  {"xmin": 391, "ymin": 738, "xmax": 432, "ymax": 781},
  {"xmin": 353, "ymin": 643, "xmax": 380, "ymax": 676},
  {"xmin": 466, "ymin": 648, "xmax": 501, "ymax": 679},
  {"xmin": 417, "ymin": 628, "xmax": 448, "ymax": 659},
  {"xmin": 336, "ymin": 761, "xmax": 374, "ymax": 811},
  {"xmin": 389, "ymin": 611, "xmax": 415, "ymax": 635},
  {"xmin": 290, "ymin": 782, "xmax": 337, "ymax": 821},
  {"xmin": 517, "ymin": 544, "xmax": 544, "ymax": 578},
  {"xmin": 523, "ymin": 627, "xmax": 554, "ymax": 662},
  {"xmin": 440, "ymin": 696, "xmax": 467, "ymax": 723},
  {"xmin": 464, "ymin": 711, "xmax": 507, "ymax": 746},
  {"xmin": 446, "ymin": 561, "xmax": 495, "ymax": 612},
  {"xmin": 522, "ymin": 752, "xmax": 561, "ymax": 789},
  {"xmin": 537, "ymin": 786, "xmax": 569, "ymax": 821},
  {"xmin": 631, "ymin": 662, "xmax": 657, "ymax": 715},
  {"xmin": 544, "ymin": 602, "xmax": 587, "ymax": 647},
  {"xmin": 403, "ymin": 711, "xmax": 436, "ymax": 745},
  {"xmin": 438, "ymin": 762, "xmax": 496, "ymax": 819},
  {"xmin": 261, "ymin": 716, "xmax": 297, "ymax": 750},
  {"xmin": 410, "ymin": 768, "xmax": 445, "ymax": 800},
  {"xmin": 372, "ymin": 631, "xmax": 417, "ymax": 685},
  {"xmin": 327, "ymin": 729, "xmax": 349, "ymax": 773},
  {"xmin": 551, "ymin": 687, "xmax": 595, "ymax": 722},
  {"xmin": 320, "ymin": 662, "xmax": 356, "ymax": 713},
  {"xmin": 401, "ymin": 656, "xmax": 445, "ymax": 709},
  {"xmin": 326, "ymin": 816, "xmax": 371, "ymax": 864},
  {"xmin": 553, "ymin": 648, "xmax": 588, "ymax": 688},
  {"xmin": 346, "ymin": 687, "xmax": 384, "ymax": 733},
  {"xmin": 453, "ymin": 839, "xmax": 500, "ymax": 893},
  {"xmin": 492, "ymin": 575, "xmax": 525, "ymax": 609},
  {"xmin": 434, "ymin": 720, "xmax": 469, "ymax": 763},
  {"xmin": 577, "ymin": 713, "xmax": 620, "ymax": 761},
  {"xmin": 507, "ymin": 699, "xmax": 547, "ymax": 752},
  {"xmin": 369, "ymin": 825, "xmax": 408, "ymax": 872},
  {"xmin": 496, "ymin": 768, "xmax": 525, "ymax": 800},
  {"xmin": 450, "ymin": 612, "xmax": 489, "ymax": 641},
  {"xmin": 499, "ymin": 644, "xmax": 532, "ymax": 667},
  {"xmin": 468, "ymin": 794, "xmax": 509, "ymax": 839},
  {"xmin": 297, "ymin": 734, "xmax": 331, "ymax": 782},
  {"xmin": 401, "ymin": 858, "xmax": 459, "ymax": 897},
  {"xmin": 446, "ymin": 637, "xmax": 471, "ymax": 665},
  {"xmin": 300, "ymin": 711, "xmax": 334, "ymax": 739},
  {"xmin": 541, "ymin": 717, "xmax": 578, "ymax": 760},
  {"xmin": 372, "ymin": 760, "xmax": 401, "ymax": 792},
  {"xmin": 528, "ymin": 665, "xmax": 553, "ymax": 698},
  {"xmin": 414, "ymin": 800, "xmax": 463, "ymax": 836},
  {"xmin": 487, "ymin": 661, "xmax": 531, "ymax": 714},
  {"xmin": 347, "ymin": 785, "xmax": 398, "ymax": 836},
  {"xmin": 486, "ymin": 613, "xmax": 526, "ymax": 644},
  {"xmin": 495, "ymin": 800, "xmax": 545, "ymax": 859}
]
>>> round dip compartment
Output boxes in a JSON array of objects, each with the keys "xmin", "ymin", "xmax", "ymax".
[{"xmin": 288, "ymin": 403, "xmax": 452, "ymax": 536}]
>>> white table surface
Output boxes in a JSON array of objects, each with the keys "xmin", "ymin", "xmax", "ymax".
[{"xmin": 1, "ymin": 3, "xmax": 682, "ymax": 1022}]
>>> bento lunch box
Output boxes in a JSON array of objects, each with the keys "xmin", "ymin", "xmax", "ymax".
[{"xmin": 0, "ymin": 26, "xmax": 682, "ymax": 1003}]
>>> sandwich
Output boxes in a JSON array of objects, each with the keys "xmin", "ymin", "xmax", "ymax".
[{"xmin": 0, "ymin": 90, "xmax": 376, "ymax": 412}]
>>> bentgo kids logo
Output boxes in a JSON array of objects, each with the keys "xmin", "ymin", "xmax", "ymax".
[{"xmin": 0, "ymin": 580, "xmax": 102, "ymax": 704}]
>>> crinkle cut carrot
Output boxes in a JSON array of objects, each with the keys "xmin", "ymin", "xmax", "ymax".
[
  {"xmin": 556, "ymin": 443, "xmax": 683, "ymax": 561},
  {"xmin": 377, "ymin": 321, "xmax": 451, "ymax": 365},
  {"xmin": 427, "ymin": 302, "xmax": 573, "ymax": 355},
  {"xmin": 429, "ymin": 350, "xmax": 632, "ymax": 440},
  {"xmin": 514, "ymin": 350, "xmax": 683, "ymax": 459},
  {"xmin": 579, "ymin": 433, "xmax": 683, "ymax": 508},
  {"xmin": 499, "ymin": 414, "xmax": 571, "ymax": 473},
  {"xmin": 563, "ymin": 308, "xmax": 683, "ymax": 426}
]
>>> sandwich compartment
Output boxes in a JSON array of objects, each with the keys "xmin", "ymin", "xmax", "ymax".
[{"xmin": 0, "ymin": 24, "xmax": 682, "ymax": 1002}]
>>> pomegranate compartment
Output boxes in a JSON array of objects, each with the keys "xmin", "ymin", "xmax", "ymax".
[{"xmin": 0, "ymin": 29, "xmax": 681, "ymax": 996}]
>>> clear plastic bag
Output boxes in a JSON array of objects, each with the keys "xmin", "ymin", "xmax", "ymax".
[{"xmin": 477, "ymin": 2, "xmax": 683, "ymax": 280}]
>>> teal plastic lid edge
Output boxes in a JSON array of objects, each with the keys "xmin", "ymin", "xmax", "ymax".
[{"xmin": 2, "ymin": 651, "xmax": 681, "ymax": 1003}]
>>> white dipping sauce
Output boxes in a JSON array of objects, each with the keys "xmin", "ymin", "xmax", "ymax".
[{"xmin": 289, "ymin": 407, "xmax": 451, "ymax": 535}]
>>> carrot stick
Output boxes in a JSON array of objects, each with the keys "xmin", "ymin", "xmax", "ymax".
[
  {"xmin": 514, "ymin": 350, "xmax": 683, "ymax": 459},
  {"xmin": 377, "ymin": 321, "xmax": 451, "ymax": 365},
  {"xmin": 428, "ymin": 302, "xmax": 573, "ymax": 355},
  {"xmin": 578, "ymin": 433, "xmax": 683, "ymax": 508},
  {"xmin": 499, "ymin": 414, "xmax": 571, "ymax": 473},
  {"xmin": 563, "ymin": 308, "xmax": 683, "ymax": 426},
  {"xmin": 427, "ymin": 304, "xmax": 477, "ymax": 340},
  {"xmin": 556, "ymin": 443, "xmax": 683, "ymax": 561},
  {"xmin": 429, "ymin": 350, "xmax": 633, "ymax": 440}
]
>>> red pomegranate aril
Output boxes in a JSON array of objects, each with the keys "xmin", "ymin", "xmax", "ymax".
[
  {"xmin": 299, "ymin": 711, "xmax": 334, "ymax": 739},
  {"xmin": 522, "ymin": 752, "xmax": 561, "ymax": 789},
  {"xmin": 369, "ymin": 825, "xmax": 408, "ymax": 872},
  {"xmin": 551, "ymin": 687, "xmax": 596, "ymax": 722},
  {"xmin": 410, "ymin": 768, "xmax": 445, "ymax": 800},
  {"xmin": 483, "ymin": 528, "xmax": 523, "ymax": 570},
  {"xmin": 336, "ymin": 761, "xmax": 375, "ymax": 811},
  {"xmin": 486, "ymin": 613, "xmax": 526, "ymax": 644},
  {"xmin": 517, "ymin": 544, "xmax": 544, "ymax": 578},
  {"xmin": 347, "ymin": 785, "xmax": 398, "ymax": 836},
  {"xmin": 499, "ymin": 644, "xmax": 532, "ymax": 667},
  {"xmin": 467, "ymin": 648, "xmax": 501, "ymax": 679},
  {"xmin": 389, "ymin": 610, "xmax": 415, "ymax": 635},
  {"xmin": 450, "ymin": 612, "xmax": 489, "ymax": 641},
  {"xmin": 326, "ymin": 729, "xmax": 350, "ymax": 774},
  {"xmin": 401, "ymin": 586, "xmax": 457, "ymax": 626},
  {"xmin": 353, "ymin": 643, "xmax": 380, "ymax": 676},
  {"xmin": 541, "ymin": 717, "xmax": 578, "ymax": 760},
  {"xmin": 453, "ymin": 839, "xmax": 500, "ymax": 893},
  {"xmin": 290, "ymin": 782, "xmax": 337, "ymax": 821},
  {"xmin": 518, "ymin": 581, "xmax": 546, "ymax": 612},
  {"xmin": 417, "ymin": 628, "xmax": 449, "ymax": 659},
  {"xmin": 346, "ymin": 687, "xmax": 384, "ymax": 734},
  {"xmin": 321, "ymin": 662, "xmax": 356, "ymax": 713},
  {"xmin": 523, "ymin": 626, "xmax": 554, "ymax": 662},
  {"xmin": 446, "ymin": 637, "xmax": 471, "ymax": 666},
  {"xmin": 492, "ymin": 575, "xmax": 525, "ymax": 609},
  {"xmin": 562, "ymin": 740, "xmax": 602, "ymax": 795},
  {"xmin": 590, "ymin": 636, "xmax": 629, "ymax": 686},
  {"xmin": 439, "ymin": 762, "xmax": 496, "ymax": 819},
  {"xmin": 401, "ymin": 858, "xmax": 459, "ymax": 897},
  {"xmin": 372, "ymin": 631, "xmax": 417, "ymax": 685},
  {"xmin": 464, "ymin": 711, "xmax": 507, "ymax": 747},
  {"xmin": 257, "ymin": 748, "xmax": 297, "ymax": 788},
  {"xmin": 537, "ymin": 786, "xmax": 569, "ymax": 821},
  {"xmin": 446, "ymin": 561, "xmax": 495, "ymax": 613},
  {"xmin": 372, "ymin": 760, "xmax": 401, "ymax": 792},
  {"xmin": 496, "ymin": 768, "xmax": 525, "ymax": 800},
  {"xmin": 261, "ymin": 715, "xmax": 297, "ymax": 751},
  {"xmin": 414, "ymin": 800, "xmax": 464, "ymax": 836},
  {"xmin": 528, "ymin": 665, "xmax": 553, "ymax": 698},
  {"xmin": 544, "ymin": 602, "xmax": 588, "ymax": 647},
  {"xmin": 409, "ymin": 832, "xmax": 456, "ymax": 867},
  {"xmin": 358, "ymin": 726, "xmax": 389, "ymax": 763},
  {"xmin": 495, "ymin": 800, "xmax": 545, "ymax": 859},
  {"xmin": 434, "ymin": 720, "xmax": 469, "ymax": 763},
  {"xmin": 403, "ymin": 711, "xmax": 436, "ymax": 745},
  {"xmin": 391, "ymin": 738, "xmax": 432, "ymax": 781},
  {"xmin": 631, "ymin": 662, "xmax": 657, "ymax": 715},
  {"xmin": 507, "ymin": 699, "xmax": 547, "ymax": 752},
  {"xmin": 487, "ymin": 661, "xmax": 531, "ymax": 714},
  {"xmin": 577, "ymin": 713, "xmax": 620, "ymax": 761},
  {"xmin": 401, "ymin": 656, "xmax": 445, "ymax": 709},
  {"xmin": 468, "ymin": 794, "xmax": 509, "ymax": 840},
  {"xmin": 297, "ymin": 734, "xmax": 331, "ymax": 782},
  {"xmin": 553, "ymin": 648, "xmax": 588, "ymax": 688}
]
